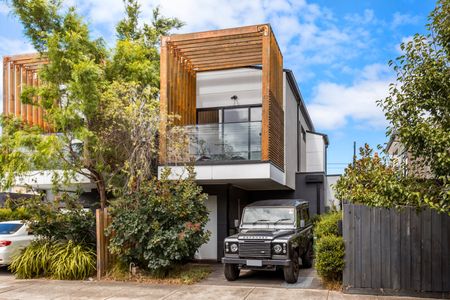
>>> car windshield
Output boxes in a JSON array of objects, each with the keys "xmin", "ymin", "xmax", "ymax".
[
  {"xmin": 242, "ymin": 207, "xmax": 295, "ymax": 225},
  {"xmin": 0, "ymin": 223, "xmax": 23, "ymax": 234}
]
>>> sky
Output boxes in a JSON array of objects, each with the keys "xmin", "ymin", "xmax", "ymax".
[{"xmin": 0, "ymin": 0, "xmax": 436, "ymax": 174}]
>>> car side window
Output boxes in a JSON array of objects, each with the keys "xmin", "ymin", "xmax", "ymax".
[
  {"xmin": 297, "ymin": 208, "xmax": 302, "ymax": 227},
  {"xmin": 302, "ymin": 207, "xmax": 310, "ymax": 224}
]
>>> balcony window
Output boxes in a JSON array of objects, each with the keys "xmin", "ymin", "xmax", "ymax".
[{"xmin": 179, "ymin": 105, "xmax": 262, "ymax": 162}]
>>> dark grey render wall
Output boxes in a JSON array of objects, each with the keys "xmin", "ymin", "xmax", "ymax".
[
  {"xmin": 249, "ymin": 172, "xmax": 326, "ymax": 216},
  {"xmin": 343, "ymin": 203, "xmax": 450, "ymax": 297}
]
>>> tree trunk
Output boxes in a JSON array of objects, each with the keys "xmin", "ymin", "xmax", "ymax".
[{"xmin": 97, "ymin": 179, "xmax": 107, "ymax": 209}]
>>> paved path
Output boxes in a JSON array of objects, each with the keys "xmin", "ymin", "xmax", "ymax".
[{"xmin": 0, "ymin": 267, "xmax": 435, "ymax": 300}]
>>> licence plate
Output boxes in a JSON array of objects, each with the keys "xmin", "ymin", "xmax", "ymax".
[{"xmin": 247, "ymin": 260, "xmax": 262, "ymax": 267}]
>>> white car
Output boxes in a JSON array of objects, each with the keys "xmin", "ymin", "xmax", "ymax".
[{"xmin": 0, "ymin": 221, "xmax": 35, "ymax": 266}]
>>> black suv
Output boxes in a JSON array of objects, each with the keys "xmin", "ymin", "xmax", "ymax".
[{"xmin": 221, "ymin": 199, "xmax": 313, "ymax": 283}]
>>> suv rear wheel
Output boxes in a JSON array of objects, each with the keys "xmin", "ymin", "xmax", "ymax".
[
  {"xmin": 283, "ymin": 250, "xmax": 300, "ymax": 283},
  {"xmin": 224, "ymin": 263, "xmax": 240, "ymax": 281}
]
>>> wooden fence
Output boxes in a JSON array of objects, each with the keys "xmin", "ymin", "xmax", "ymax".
[
  {"xmin": 96, "ymin": 208, "xmax": 112, "ymax": 279},
  {"xmin": 343, "ymin": 203, "xmax": 450, "ymax": 297}
]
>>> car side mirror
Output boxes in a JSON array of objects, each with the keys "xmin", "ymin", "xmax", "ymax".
[{"xmin": 300, "ymin": 219, "xmax": 305, "ymax": 228}]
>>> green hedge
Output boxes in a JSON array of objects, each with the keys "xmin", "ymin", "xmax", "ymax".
[
  {"xmin": 0, "ymin": 207, "xmax": 30, "ymax": 222},
  {"xmin": 314, "ymin": 211, "xmax": 344, "ymax": 285},
  {"xmin": 314, "ymin": 211, "xmax": 342, "ymax": 239},
  {"xmin": 315, "ymin": 235, "xmax": 345, "ymax": 282}
]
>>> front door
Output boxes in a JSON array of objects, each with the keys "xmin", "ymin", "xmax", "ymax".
[{"xmin": 196, "ymin": 195, "xmax": 218, "ymax": 260}]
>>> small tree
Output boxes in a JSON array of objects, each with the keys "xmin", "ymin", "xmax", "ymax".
[
  {"xmin": 334, "ymin": 144, "xmax": 434, "ymax": 209},
  {"xmin": 1, "ymin": 0, "xmax": 182, "ymax": 208},
  {"xmin": 377, "ymin": 0, "xmax": 449, "ymax": 213},
  {"xmin": 108, "ymin": 167, "xmax": 210, "ymax": 274}
]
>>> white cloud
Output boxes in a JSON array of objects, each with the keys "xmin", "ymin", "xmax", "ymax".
[
  {"xmin": 68, "ymin": 0, "xmax": 371, "ymax": 78},
  {"xmin": 0, "ymin": 37, "xmax": 34, "ymax": 55},
  {"xmin": 308, "ymin": 64, "xmax": 393, "ymax": 130},
  {"xmin": 0, "ymin": 2, "xmax": 9, "ymax": 14},
  {"xmin": 345, "ymin": 9, "xmax": 376, "ymax": 25},
  {"xmin": 391, "ymin": 12, "xmax": 420, "ymax": 29}
]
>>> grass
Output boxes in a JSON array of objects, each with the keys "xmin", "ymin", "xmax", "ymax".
[
  {"xmin": 322, "ymin": 279, "xmax": 342, "ymax": 291},
  {"xmin": 105, "ymin": 262, "xmax": 212, "ymax": 285}
]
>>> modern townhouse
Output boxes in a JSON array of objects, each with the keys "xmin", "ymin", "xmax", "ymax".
[{"xmin": 157, "ymin": 24, "xmax": 329, "ymax": 260}]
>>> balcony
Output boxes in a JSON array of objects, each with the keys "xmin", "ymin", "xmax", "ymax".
[{"xmin": 166, "ymin": 121, "xmax": 262, "ymax": 164}]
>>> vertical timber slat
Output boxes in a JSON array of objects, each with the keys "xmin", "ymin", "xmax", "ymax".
[
  {"xmin": 371, "ymin": 206, "xmax": 381, "ymax": 288},
  {"xmin": 410, "ymin": 209, "xmax": 421, "ymax": 291},
  {"xmin": 361, "ymin": 206, "xmax": 371, "ymax": 287},
  {"xmin": 443, "ymin": 213, "xmax": 450, "ymax": 291},
  {"xmin": 2, "ymin": 57, "xmax": 8, "ymax": 115},
  {"xmin": 159, "ymin": 37, "xmax": 169, "ymax": 164},
  {"xmin": 421, "ymin": 209, "xmax": 432, "ymax": 291},
  {"xmin": 343, "ymin": 204, "xmax": 351, "ymax": 287},
  {"xmin": 400, "ymin": 207, "xmax": 411, "ymax": 289},
  {"xmin": 431, "ymin": 210, "xmax": 442, "ymax": 292},
  {"xmin": 14, "ymin": 65, "xmax": 21, "ymax": 116}
]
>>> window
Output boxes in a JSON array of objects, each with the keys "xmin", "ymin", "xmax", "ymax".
[
  {"xmin": 0, "ymin": 223, "xmax": 22, "ymax": 234},
  {"xmin": 194, "ymin": 105, "xmax": 262, "ymax": 161},
  {"xmin": 224, "ymin": 108, "xmax": 248, "ymax": 123},
  {"xmin": 250, "ymin": 107, "xmax": 262, "ymax": 122}
]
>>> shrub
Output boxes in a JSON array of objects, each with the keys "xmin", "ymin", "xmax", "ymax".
[
  {"xmin": 22, "ymin": 196, "xmax": 96, "ymax": 246},
  {"xmin": 0, "ymin": 207, "xmax": 30, "ymax": 222},
  {"xmin": 108, "ymin": 167, "xmax": 210, "ymax": 274},
  {"xmin": 315, "ymin": 235, "xmax": 345, "ymax": 282},
  {"xmin": 314, "ymin": 211, "xmax": 342, "ymax": 239},
  {"xmin": 10, "ymin": 239, "xmax": 95, "ymax": 280}
]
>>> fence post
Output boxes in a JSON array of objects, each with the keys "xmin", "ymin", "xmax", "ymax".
[{"xmin": 96, "ymin": 208, "xmax": 105, "ymax": 280}]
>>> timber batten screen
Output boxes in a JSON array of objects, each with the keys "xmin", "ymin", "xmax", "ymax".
[
  {"xmin": 160, "ymin": 24, "xmax": 285, "ymax": 170},
  {"xmin": 2, "ymin": 53, "xmax": 47, "ymax": 128}
]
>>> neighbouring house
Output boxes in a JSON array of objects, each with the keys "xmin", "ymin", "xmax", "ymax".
[
  {"xmin": 1, "ymin": 54, "xmax": 98, "ymax": 207},
  {"xmin": 326, "ymin": 174, "xmax": 341, "ymax": 211},
  {"xmin": 158, "ymin": 24, "xmax": 329, "ymax": 260},
  {"xmin": 385, "ymin": 133, "xmax": 431, "ymax": 178}
]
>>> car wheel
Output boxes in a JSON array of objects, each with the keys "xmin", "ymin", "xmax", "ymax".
[
  {"xmin": 302, "ymin": 241, "xmax": 313, "ymax": 268},
  {"xmin": 283, "ymin": 250, "xmax": 300, "ymax": 283},
  {"xmin": 224, "ymin": 263, "xmax": 240, "ymax": 281}
]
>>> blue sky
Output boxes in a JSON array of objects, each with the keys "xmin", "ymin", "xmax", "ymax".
[{"xmin": 0, "ymin": 0, "xmax": 436, "ymax": 174}]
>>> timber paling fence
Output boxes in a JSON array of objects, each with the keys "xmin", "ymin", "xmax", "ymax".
[
  {"xmin": 96, "ymin": 208, "xmax": 112, "ymax": 279},
  {"xmin": 343, "ymin": 203, "xmax": 450, "ymax": 298}
]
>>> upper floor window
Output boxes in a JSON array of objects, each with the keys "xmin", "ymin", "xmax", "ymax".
[{"xmin": 197, "ymin": 105, "xmax": 262, "ymax": 125}]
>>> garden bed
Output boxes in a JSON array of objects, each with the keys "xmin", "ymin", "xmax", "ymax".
[{"xmin": 105, "ymin": 263, "xmax": 212, "ymax": 285}]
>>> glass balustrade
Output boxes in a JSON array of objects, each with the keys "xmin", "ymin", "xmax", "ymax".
[{"xmin": 182, "ymin": 121, "xmax": 262, "ymax": 162}]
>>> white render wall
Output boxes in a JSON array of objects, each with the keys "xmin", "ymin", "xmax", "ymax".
[
  {"xmin": 196, "ymin": 68, "xmax": 262, "ymax": 108},
  {"xmin": 306, "ymin": 132, "xmax": 326, "ymax": 172},
  {"xmin": 326, "ymin": 175, "xmax": 341, "ymax": 210},
  {"xmin": 284, "ymin": 73, "xmax": 298, "ymax": 190}
]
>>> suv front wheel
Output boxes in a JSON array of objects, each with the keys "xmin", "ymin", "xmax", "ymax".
[
  {"xmin": 224, "ymin": 263, "xmax": 240, "ymax": 281},
  {"xmin": 283, "ymin": 250, "xmax": 300, "ymax": 283}
]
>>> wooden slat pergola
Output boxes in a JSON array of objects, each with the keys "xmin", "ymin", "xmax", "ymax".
[
  {"xmin": 2, "ymin": 53, "xmax": 47, "ymax": 128},
  {"xmin": 160, "ymin": 24, "xmax": 285, "ymax": 170}
]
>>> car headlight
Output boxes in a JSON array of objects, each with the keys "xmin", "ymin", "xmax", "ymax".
[
  {"xmin": 230, "ymin": 243, "xmax": 238, "ymax": 253},
  {"xmin": 273, "ymin": 244, "xmax": 282, "ymax": 254}
]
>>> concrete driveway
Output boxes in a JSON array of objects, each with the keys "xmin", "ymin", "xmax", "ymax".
[{"xmin": 202, "ymin": 263, "xmax": 324, "ymax": 289}]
